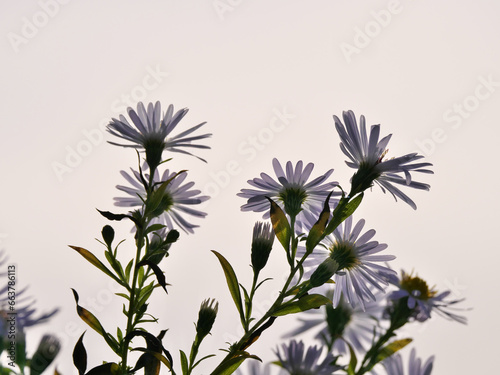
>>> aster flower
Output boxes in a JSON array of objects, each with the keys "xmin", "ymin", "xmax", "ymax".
[
  {"xmin": 251, "ymin": 222, "xmax": 275, "ymax": 273},
  {"xmin": 114, "ymin": 168, "xmax": 209, "ymax": 234},
  {"xmin": 387, "ymin": 271, "xmax": 467, "ymax": 324},
  {"xmin": 298, "ymin": 213, "xmax": 396, "ymax": 309},
  {"xmin": 0, "ymin": 252, "xmax": 59, "ymax": 338},
  {"xmin": 334, "ymin": 110, "xmax": 433, "ymax": 209},
  {"xmin": 275, "ymin": 340, "xmax": 342, "ymax": 375},
  {"xmin": 284, "ymin": 287, "xmax": 385, "ymax": 355},
  {"xmin": 237, "ymin": 158, "xmax": 340, "ymax": 226},
  {"xmin": 371, "ymin": 348, "xmax": 434, "ymax": 375},
  {"xmin": 107, "ymin": 101, "xmax": 211, "ymax": 167}
]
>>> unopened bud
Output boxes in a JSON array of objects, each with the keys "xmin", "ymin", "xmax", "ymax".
[
  {"xmin": 310, "ymin": 258, "xmax": 339, "ymax": 288},
  {"xmin": 196, "ymin": 299, "xmax": 218, "ymax": 340},
  {"xmin": 30, "ymin": 334, "xmax": 61, "ymax": 375},
  {"xmin": 251, "ymin": 222, "xmax": 274, "ymax": 272}
]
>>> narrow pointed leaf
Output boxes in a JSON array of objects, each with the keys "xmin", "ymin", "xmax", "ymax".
[
  {"xmin": 210, "ymin": 352, "xmax": 261, "ymax": 375},
  {"xmin": 346, "ymin": 341, "xmax": 357, "ymax": 375},
  {"xmin": 324, "ymin": 193, "xmax": 363, "ymax": 236},
  {"xmin": 72, "ymin": 332, "xmax": 87, "ymax": 375},
  {"xmin": 69, "ymin": 246, "xmax": 120, "ymax": 282},
  {"xmin": 180, "ymin": 350, "xmax": 188, "ymax": 375},
  {"xmin": 71, "ymin": 289, "xmax": 119, "ymax": 353},
  {"xmin": 266, "ymin": 197, "xmax": 291, "ymax": 252},
  {"xmin": 272, "ymin": 294, "xmax": 331, "ymax": 317},
  {"xmin": 212, "ymin": 251, "xmax": 243, "ymax": 318},
  {"xmin": 305, "ymin": 192, "xmax": 332, "ymax": 253},
  {"xmin": 137, "ymin": 260, "xmax": 169, "ymax": 293},
  {"xmin": 375, "ymin": 338, "xmax": 412, "ymax": 363},
  {"xmin": 97, "ymin": 209, "xmax": 131, "ymax": 221}
]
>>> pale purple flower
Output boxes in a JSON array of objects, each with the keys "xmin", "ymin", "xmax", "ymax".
[
  {"xmin": 238, "ymin": 158, "xmax": 339, "ymax": 226},
  {"xmin": 371, "ymin": 348, "xmax": 434, "ymax": 375},
  {"xmin": 114, "ymin": 168, "xmax": 209, "ymax": 234},
  {"xmin": 387, "ymin": 271, "xmax": 467, "ymax": 324},
  {"xmin": 298, "ymin": 213, "xmax": 396, "ymax": 309},
  {"xmin": 334, "ymin": 110, "xmax": 433, "ymax": 209},
  {"xmin": 275, "ymin": 340, "xmax": 342, "ymax": 375},
  {"xmin": 107, "ymin": 101, "xmax": 211, "ymax": 162}
]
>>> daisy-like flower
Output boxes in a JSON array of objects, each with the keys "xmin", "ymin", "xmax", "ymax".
[
  {"xmin": 371, "ymin": 348, "xmax": 434, "ymax": 375},
  {"xmin": 114, "ymin": 168, "xmax": 209, "ymax": 234},
  {"xmin": 107, "ymin": 101, "xmax": 211, "ymax": 167},
  {"xmin": 237, "ymin": 158, "xmax": 339, "ymax": 226},
  {"xmin": 387, "ymin": 270, "xmax": 467, "ymax": 324},
  {"xmin": 298, "ymin": 213, "xmax": 396, "ymax": 309},
  {"xmin": 334, "ymin": 110, "xmax": 433, "ymax": 209},
  {"xmin": 284, "ymin": 287, "xmax": 386, "ymax": 355},
  {"xmin": 275, "ymin": 340, "xmax": 342, "ymax": 375}
]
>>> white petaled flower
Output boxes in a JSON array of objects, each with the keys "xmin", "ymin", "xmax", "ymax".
[
  {"xmin": 114, "ymin": 168, "xmax": 209, "ymax": 234},
  {"xmin": 298, "ymin": 213, "xmax": 396, "ymax": 310},
  {"xmin": 237, "ymin": 158, "xmax": 340, "ymax": 227},
  {"xmin": 334, "ymin": 110, "xmax": 433, "ymax": 209},
  {"xmin": 107, "ymin": 101, "xmax": 211, "ymax": 165},
  {"xmin": 371, "ymin": 348, "xmax": 434, "ymax": 375},
  {"xmin": 284, "ymin": 287, "xmax": 386, "ymax": 355},
  {"xmin": 387, "ymin": 271, "xmax": 467, "ymax": 324},
  {"xmin": 275, "ymin": 340, "xmax": 342, "ymax": 375}
]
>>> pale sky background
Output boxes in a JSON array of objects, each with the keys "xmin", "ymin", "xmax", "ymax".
[{"xmin": 1, "ymin": 1, "xmax": 499, "ymax": 374}]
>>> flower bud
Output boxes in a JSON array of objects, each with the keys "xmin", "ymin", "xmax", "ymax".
[
  {"xmin": 29, "ymin": 334, "xmax": 61, "ymax": 375},
  {"xmin": 196, "ymin": 299, "xmax": 218, "ymax": 340},
  {"xmin": 101, "ymin": 225, "xmax": 115, "ymax": 248},
  {"xmin": 251, "ymin": 222, "xmax": 275, "ymax": 273},
  {"xmin": 310, "ymin": 258, "xmax": 339, "ymax": 288}
]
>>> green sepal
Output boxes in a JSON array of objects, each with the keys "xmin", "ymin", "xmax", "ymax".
[
  {"xmin": 305, "ymin": 192, "xmax": 332, "ymax": 253},
  {"xmin": 272, "ymin": 294, "xmax": 331, "ymax": 317},
  {"xmin": 324, "ymin": 193, "xmax": 364, "ymax": 237},
  {"xmin": 211, "ymin": 251, "xmax": 244, "ymax": 320},
  {"xmin": 144, "ymin": 224, "xmax": 167, "ymax": 236},
  {"xmin": 266, "ymin": 197, "xmax": 291, "ymax": 253}
]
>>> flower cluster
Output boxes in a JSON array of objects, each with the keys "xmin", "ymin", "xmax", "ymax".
[{"xmin": 61, "ymin": 102, "xmax": 466, "ymax": 375}]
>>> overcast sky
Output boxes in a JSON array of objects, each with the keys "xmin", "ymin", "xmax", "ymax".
[{"xmin": 1, "ymin": 1, "xmax": 499, "ymax": 374}]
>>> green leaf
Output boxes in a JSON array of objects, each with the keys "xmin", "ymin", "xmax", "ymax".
[
  {"xmin": 272, "ymin": 294, "xmax": 331, "ymax": 317},
  {"xmin": 346, "ymin": 341, "xmax": 357, "ymax": 375},
  {"xmin": 69, "ymin": 246, "xmax": 122, "ymax": 284},
  {"xmin": 137, "ymin": 260, "xmax": 169, "ymax": 293},
  {"xmin": 266, "ymin": 197, "xmax": 291, "ymax": 252},
  {"xmin": 71, "ymin": 289, "xmax": 119, "ymax": 354},
  {"xmin": 125, "ymin": 259, "xmax": 134, "ymax": 283},
  {"xmin": 210, "ymin": 353, "xmax": 260, "ymax": 375},
  {"xmin": 180, "ymin": 350, "xmax": 189, "ymax": 375},
  {"xmin": 104, "ymin": 251, "xmax": 125, "ymax": 281},
  {"xmin": 324, "ymin": 193, "xmax": 364, "ymax": 236},
  {"xmin": 212, "ymin": 251, "xmax": 243, "ymax": 318},
  {"xmin": 85, "ymin": 363, "xmax": 120, "ymax": 375},
  {"xmin": 375, "ymin": 338, "xmax": 412, "ymax": 364},
  {"xmin": 72, "ymin": 332, "xmax": 87, "ymax": 375},
  {"xmin": 305, "ymin": 192, "xmax": 332, "ymax": 253}
]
